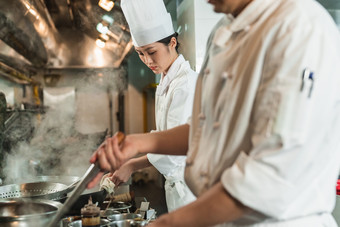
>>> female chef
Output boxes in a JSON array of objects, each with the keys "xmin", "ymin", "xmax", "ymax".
[
  {"xmin": 104, "ymin": 0, "xmax": 197, "ymax": 212},
  {"xmin": 90, "ymin": 0, "xmax": 340, "ymax": 226}
]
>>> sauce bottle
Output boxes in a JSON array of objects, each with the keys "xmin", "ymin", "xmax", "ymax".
[{"xmin": 81, "ymin": 196, "xmax": 100, "ymax": 227}]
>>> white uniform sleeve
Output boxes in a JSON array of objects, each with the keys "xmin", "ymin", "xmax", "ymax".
[{"xmin": 221, "ymin": 15, "xmax": 340, "ymax": 218}]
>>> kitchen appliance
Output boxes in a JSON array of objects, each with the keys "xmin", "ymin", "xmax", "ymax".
[{"xmin": 0, "ymin": 199, "xmax": 62, "ymax": 227}]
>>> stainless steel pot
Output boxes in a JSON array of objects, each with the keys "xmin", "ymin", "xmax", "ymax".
[
  {"xmin": 0, "ymin": 198, "xmax": 62, "ymax": 227},
  {"xmin": 61, "ymin": 215, "xmax": 81, "ymax": 227},
  {"xmin": 102, "ymin": 201, "xmax": 132, "ymax": 212},
  {"xmin": 108, "ymin": 220, "xmax": 147, "ymax": 227},
  {"xmin": 107, "ymin": 213, "xmax": 142, "ymax": 222},
  {"xmin": 100, "ymin": 209, "xmax": 121, "ymax": 218}
]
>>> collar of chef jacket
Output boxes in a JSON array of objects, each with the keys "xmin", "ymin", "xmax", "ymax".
[
  {"xmin": 213, "ymin": 0, "xmax": 275, "ymax": 47},
  {"xmin": 156, "ymin": 54, "xmax": 185, "ymax": 96}
]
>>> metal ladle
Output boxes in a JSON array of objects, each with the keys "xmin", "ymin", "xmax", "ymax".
[{"xmin": 47, "ymin": 132, "xmax": 125, "ymax": 227}]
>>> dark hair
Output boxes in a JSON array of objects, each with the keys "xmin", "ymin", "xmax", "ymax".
[{"xmin": 157, "ymin": 32, "xmax": 180, "ymax": 53}]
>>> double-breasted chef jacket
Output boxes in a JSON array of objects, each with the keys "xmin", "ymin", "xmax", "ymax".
[{"xmin": 185, "ymin": 0, "xmax": 340, "ymax": 226}]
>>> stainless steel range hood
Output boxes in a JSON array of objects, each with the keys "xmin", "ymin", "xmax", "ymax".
[{"xmin": 0, "ymin": 0, "xmax": 132, "ymax": 69}]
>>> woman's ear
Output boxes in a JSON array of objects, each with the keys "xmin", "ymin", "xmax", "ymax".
[{"xmin": 169, "ymin": 37, "xmax": 177, "ymax": 48}]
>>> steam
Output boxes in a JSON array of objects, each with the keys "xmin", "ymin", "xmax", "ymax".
[
  {"xmin": 3, "ymin": 87, "xmax": 97, "ymax": 184},
  {"xmin": 2, "ymin": 66, "xmax": 127, "ymax": 186},
  {"xmin": 3, "ymin": 88, "xmax": 104, "ymax": 184}
]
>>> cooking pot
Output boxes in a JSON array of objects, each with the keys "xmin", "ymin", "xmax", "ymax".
[
  {"xmin": 102, "ymin": 201, "xmax": 132, "ymax": 212},
  {"xmin": 100, "ymin": 209, "xmax": 121, "ymax": 218},
  {"xmin": 107, "ymin": 213, "xmax": 142, "ymax": 222},
  {"xmin": 108, "ymin": 220, "xmax": 147, "ymax": 227},
  {"xmin": 0, "ymin": 198, "xmax": 62, "ymax": 227},
  {"xmin": 61, "ymin": 215, "xmax": 81, "ymax": 227}
]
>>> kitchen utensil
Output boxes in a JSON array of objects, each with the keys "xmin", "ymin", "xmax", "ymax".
[
  {"xmin": 48, "ymin": 131, "xmax": 125, "ymax": 227},
  {"xmin": 107, "ymin": 213, "xmax": 142, "ymax": 222},
  {"xmin": 102, "ymin": 201, "xmax": 132, "ymax": 212},
  {"xmin": 0, "ymin": 180, "xmax": 79, "ymax": 201},
  {"xmin": 25, "ymin": 175, "xmax": 81, "ymax": 185},
  {"xmin": 24, "ymin": 176, "xmax": 106, "ymax": 215},
  {"xmin": 0, "ymin": 198, "xmax": 62, "ymax": 227}
]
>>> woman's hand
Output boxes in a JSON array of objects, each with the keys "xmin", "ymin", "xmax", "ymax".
[
  {"xmin": 110, "ymin": 161, "xmax": 134, "ymax": 186},
  {"xmin": 87, "ymin": 126, "xmax": 190, "ymax": 189},
  {"xmin": 87, "ymin": 134, "xmax": 140, "ymax": 188}
]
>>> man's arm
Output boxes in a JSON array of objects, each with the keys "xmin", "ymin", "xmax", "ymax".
[
  {"xmin": 88, "ymin": 124, "xmax": 190, "ymax": 188},
  {"xmin": 149, "ymin": 182, "xmax": 247, "ymax": 227}
]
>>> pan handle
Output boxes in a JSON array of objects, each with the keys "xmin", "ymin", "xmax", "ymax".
[{"xmin": 114, "ymin": 131, "xmax": 125, "ymax": 145}]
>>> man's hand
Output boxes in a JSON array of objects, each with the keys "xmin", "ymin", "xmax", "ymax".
[{"xmin": 87, "ymin": 133, "xmax": 139, "ymax": 188}]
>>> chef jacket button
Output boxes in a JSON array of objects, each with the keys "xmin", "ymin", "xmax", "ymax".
[
  {"xmin": 198, "ymin": 113, "xmax": 206, "ymax": 120},
  {"xmin": 221, "ymin": 71, "xmax": 229, "ymax": 79},
  {"xmin": 222, "ymin": 71, "xmax": 233, "ymax": 80},
  {"xmin": 186, "ymin": 158, "xmax": 193, "ymax": 165},
  {"xmin": 244, "ymin": 25, "xmax": 251, "ymax": 32},
  {"xmin": 200, "ymin": 171, "xmax": 208, "ymax": 177},
  {"xmin": 213, "ymin": 122, "xmax": 221, "ymax": 129},
  {"xmin": 204, "ymin": 68, "xmax": 210, "ymax": 75},
  {"xmin": 204, "ymin": 182, "xmax": 209, "ymax": 188}
]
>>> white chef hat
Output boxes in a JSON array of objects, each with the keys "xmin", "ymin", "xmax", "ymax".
[{"xmin": 121, "ymin": 0, "xmax": 175, "ymax": 47}]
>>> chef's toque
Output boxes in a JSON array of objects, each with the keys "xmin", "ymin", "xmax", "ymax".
[{"xmin": 121, "ymin": 0, "xmax": 175, "ymax": 47}]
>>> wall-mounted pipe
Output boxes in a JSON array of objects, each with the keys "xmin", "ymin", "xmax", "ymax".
[{"xmin": 0, "ymin": 61, "xmax": 38, "ymax": 85}]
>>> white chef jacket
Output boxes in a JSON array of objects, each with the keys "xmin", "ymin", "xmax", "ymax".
[
  {"xmin": 185, "ymin": 0, "xmax": 340, "ymax": 226},
  {"xmin": 147, "ymin": 54, "xmax": 197, "ymax": 212}
]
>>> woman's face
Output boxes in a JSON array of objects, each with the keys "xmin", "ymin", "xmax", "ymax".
[{"xmin": 135, "ymin": 37, "xmax": 178, "ymax": 75}]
